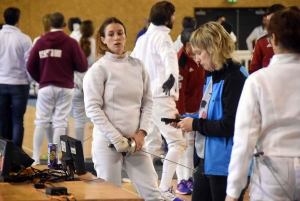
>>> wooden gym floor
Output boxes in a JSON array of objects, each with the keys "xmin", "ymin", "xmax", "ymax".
[
  {"xmin": 23, "ymin": 102, "xmax": 249, "ymax": 201},
  {"xmin": 23, "ymin": 104, "xmax": 192, "ymax": 201}
]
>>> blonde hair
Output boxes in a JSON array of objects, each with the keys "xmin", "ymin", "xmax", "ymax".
[
  {"xmin": 190, "ymin": 22, "xmax": 237, "ymax": 69},
  {"xmin": 42, "ymin": 14, "xmax": 51, "ymax": 33}
]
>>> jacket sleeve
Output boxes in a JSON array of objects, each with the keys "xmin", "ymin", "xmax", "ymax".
[
  {"xmin": 176, "ymin": 62, "xmax": 188, "ymax": 115},
  {"xmin": 139, "ymin": 61, "xmax": 153, "ymax": 133},
  {"xmin": 23, "ymin": 35, "xmax": 33, "ymax": 82},
  {"xmin": 226, "ymin": 77, "xmax": 261, "ymax": 198},
  {"xmin": 83, "ymin": 65, "xmax": 122, "ymax": 142},
  {"xmin": 72, "ymin": 41, "xmax": 88, "ymax": 73},
  {"xmin": 23, "ymin": 35, "xmax": 32, "ymax": 64},
  {"xmin": 249, "ymin": 40, "xmax": 263, "ymax": 74},
  {"xmin": 192, "ymin": 72, "xmax": 246, "ymax": 138},
  {"xmin": 246, "ymin": 28, "xmax": 257, "ymax": 51},
  {"xmin": 157, "ymin": 34, "xmax": 179, "ymax": 96},
  {"xmin": 26, "ymin": 44, "xmax": 40, "ymax": 83}
]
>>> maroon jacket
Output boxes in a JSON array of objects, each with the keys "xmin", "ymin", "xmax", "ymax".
[
  {"xmin": 27, "ymin": 31, "xmax": 88, "ymax": 89},
  {"xmin": 249, "ymin": 35, "xmax": 274, "ymax": 74},
  {"xmin": 175, "ymin": 46, "xmax": 205, "ymax": 115}
]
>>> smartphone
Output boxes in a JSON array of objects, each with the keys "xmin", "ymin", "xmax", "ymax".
[{"xmin": 161, "ymin": 118, "xmax": 181, "ymax": 124}]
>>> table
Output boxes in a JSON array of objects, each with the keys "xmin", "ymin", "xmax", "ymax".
[{"xmin": 0, "ymin": 167, "xmax": 143, "ymax": 201}]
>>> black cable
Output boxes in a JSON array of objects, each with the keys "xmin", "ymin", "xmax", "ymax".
[{"xmin": 82, "ymin": 136, "xmax": 92, "ymax": 142}]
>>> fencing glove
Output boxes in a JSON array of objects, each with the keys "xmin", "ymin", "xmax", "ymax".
[
  {"xmin": 111, "ymin": 135, "xmax": 130, "ymax": 153},
  {"xmin": 162, "ymin": 74, "xmax": 175, "ymax": 96}
]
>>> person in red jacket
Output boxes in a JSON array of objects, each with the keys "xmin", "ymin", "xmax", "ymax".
[
  {"xmin": 27, "ymin": 12, "xmax": 88, "ymax": 165},
  {"xmin": 249, "ymin": 4, "xmax": 285, "ymax": 74},
  {"xmin": 176, "ymin": 28, "xmax": 205, "ymax": 115},
  {"xmin": 175, "ymin": 28, "xmax": 205, "ymax": 195}
]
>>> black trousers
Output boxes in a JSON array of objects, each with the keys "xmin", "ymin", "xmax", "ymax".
[{"xmin": 192, "ymin": 159, "xmax": 249, "ymax": 201}]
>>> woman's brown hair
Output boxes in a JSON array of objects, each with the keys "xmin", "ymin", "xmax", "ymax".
[
  {"xmin": 42, "ymin": 14, "xmax": 51, "ymax": 33},
  {"xmin": 79, "ymin": 20, "xmax": 94, "ymax": 57},
  {"xmin": 267, "ymin": 7, "xmax": 300, "ymax": 53}
]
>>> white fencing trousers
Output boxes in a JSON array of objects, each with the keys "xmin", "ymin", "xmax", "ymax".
[
  {"xmin": 91, "ymin": 135, "xmax": 164, "ymax": 201},
  {"xmin": 72, "ymin": 88, "xmax": 86, "ymax": 142},
  {"xmin": 34, "ymin": 85, "xmax": 74, "ymax": 162},
  {"xmin": 250, "ymin": 156, "xmax": 300, "ymax": 201},
  {"xmin": 145, "ymin": 96, "xmax": 186, "ymax": 191},
  {"xmin": 176, "ymin": 131, "xmax": 194, "ymax": 182},
  {"xmin": 72, "ymin": 88, "xmax": 86, "ymax": 129},
  {"xmin": 34, "ymin": 85, "xmax": 74, "ymax": 129}
]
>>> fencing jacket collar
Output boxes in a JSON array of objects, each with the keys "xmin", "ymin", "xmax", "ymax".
[{"xmin": 147, "ymin": 23, "xmax": 171, "ymax": 34}]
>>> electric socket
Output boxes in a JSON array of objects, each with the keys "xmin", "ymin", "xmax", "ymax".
[{"xmin": 45, "ymin": 187, "xmax": 68, "ymax": 195}]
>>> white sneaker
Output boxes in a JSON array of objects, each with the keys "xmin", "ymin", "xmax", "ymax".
[
  {"xmin": 32, "ymin": 160, "xmax": 40, "ymax": 166},
  {"xmin": 122, "ymin": 178, "xmax": 132, "ymax": 183},
  {"xmin": 160, "ymin": 186, "xmax": 184, "ymax": 201}
]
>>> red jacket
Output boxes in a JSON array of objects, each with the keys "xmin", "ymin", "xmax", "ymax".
[
  {"xmin": 249, "ymin": 35, "xmax": 274, "ymax": 74},
  {"xmin": 175, "ymin": 46, "xmax": 205, "ymax": 115},
  {"xmin": 27, "ymin": 31, "xmax": 88, "ymax": 89}
]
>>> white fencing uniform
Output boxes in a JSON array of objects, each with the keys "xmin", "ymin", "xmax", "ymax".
[
  {"xmin": 83, "ymin": 51, "xmax": 163, "ymax": 201},
  {"xmin": 132, "ymin": 23, "xmax": 186, "ymax": 192},
  {"xmin": 174, "ymin": 35, "xmax": 183, "ymax": 53},
  {"xmin": 72, "ymin": 37, "xmax": 95, "ymax": 143},
  {"xmin": 176, "ymin": 131, "xmax": 194, "ymax": 182},
  {"xmin": 227, "ymin": 54, "xmax": 300, "ymax": 201}
]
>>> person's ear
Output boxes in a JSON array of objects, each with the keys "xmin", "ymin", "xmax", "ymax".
[
  {"xmin": 63, "ymin": 22, "xmax": 66, "ymax": 28},
  {"xmin": 186, "ymin": 42, "xmax": 191, "ymax": 48},
  {"xmin": 101, "ymin": 36, "xmax": 106, "ymax": 44},
  {"xmin": 15, "ymin": 21, "xmax": 19, "ymax": 27},
  {"xmin": 271, "ymin": 33, "xmax": 278, "ymax": 46}
]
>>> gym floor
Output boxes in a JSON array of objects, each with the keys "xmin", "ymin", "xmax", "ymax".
[
  {"xmin": 23, "ymin": 98, "xmax": 250, "ymax": 201},
  {"xmin": 23, "ymin": 98, "xmax": 193, "ymax": 201}
]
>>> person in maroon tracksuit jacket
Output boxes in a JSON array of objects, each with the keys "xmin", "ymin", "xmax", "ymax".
[
  {"xmin": 176, "ymin": 28, "xmax": 205, "ymax": 115},
  {"xmin": 249, "ymin": 4, "xmax": 285, "ymax": 74},
  {"xmin": 27, "ymin": 12, "xmax": 88, "ymax": 165},
  {"xmin": 249, "ymin": 35, "xmax": 274, "ymax": 74}
]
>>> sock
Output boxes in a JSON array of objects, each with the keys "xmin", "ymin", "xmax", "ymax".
[
  {"xmin": 184, "ymin": 145, "xmax": 194, "ymax": 180},
  {"xmin": 53, "ymin": 127, "xmax": 66, "ymax": 164},
  {"xmin": 46, "ymin": 123, "xmax": 53, "ymax": 143},
  {"xmin": 185, "ymin": 132, "xmax": 195, "ymax": 180},
  {"xmin": 75, "ymin": 127, "xmax": 85, "ymax": 153},
  {"xmin": 32, "ymin": 126, "xmax": 46, "ymax": 164},
  {"xmin": 159, "ymin": 147, "xmax": 183, "ymax": 191},
  {"xmin": 176, "ymin": 153, "xmax": 185, "ymax": 183},
  {"xmin": 74, "ymin": 127, "xmax": 85, "ymax": 142},
  {"xmin": 65, "ymin": 123, "xmax": 70, "ymax": 135}
]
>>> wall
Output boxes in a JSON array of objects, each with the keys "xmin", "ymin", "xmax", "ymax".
[{"xmin": 0, "ymin": 0, "xmax": 298, "ymax": 50}]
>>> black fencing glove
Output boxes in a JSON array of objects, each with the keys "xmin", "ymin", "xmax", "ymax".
[{"xmin": 162, "ymin": 74, "xmax": 175, "ymax": 96}]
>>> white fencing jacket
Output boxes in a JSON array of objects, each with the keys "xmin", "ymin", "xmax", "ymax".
[
  {"xmin": 226, "ymin": 53, "xmax": 300, "ymax": 198},
  {"xmin": 131, "ymin": 23, "xmax": 179, "ymax": 100},
  {"xmin": 83, "ymin": 51, "xmax": 153, "ymax": 143},
  {"xmin": 173, "ymin": 34, "xmax": 183, "ymax": 53}
]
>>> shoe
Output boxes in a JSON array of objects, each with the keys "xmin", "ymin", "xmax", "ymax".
[
  {"xmin": 176, "ymin": 180, "xmax": 192, "ymax": 195},
  {"xmin": 161, "ymin": 186, "xmax": 185, "ymax": 201},
  {"xmin": 32, "ymin": 160, "xmax": 40, "ymax": 166},
  {"xmin": 122, "ymin": 178, "xmax": 131, "ymax": 183},
  {"xmin": 186, "ymin": 177, "xmax": 194, "ymax": 191}
]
